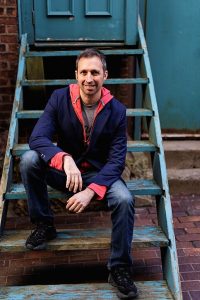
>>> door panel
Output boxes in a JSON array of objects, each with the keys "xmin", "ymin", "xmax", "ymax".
[
  {"xmin": 33, "ymin": 0, "xmax": 138, "ymax": 45},
  {"xmin": 47, "ymin": 0, "xmax": 74, "ymax": 16}
]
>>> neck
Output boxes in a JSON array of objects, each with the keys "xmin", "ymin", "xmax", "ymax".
[{"xmin": 80, "ymin": 91, "xmax": 101, "ymax": 106}]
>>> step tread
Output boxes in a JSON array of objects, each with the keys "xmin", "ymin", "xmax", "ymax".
[
  {"xmin": 0, "ymin": 226, "xmax": 169, "ymax": 252},
  {"xmin": 22, "ymin": 78, "xmax": 149, "ymax": 86},
  {"xmin": 5, "ymin": 180, "xmax": 161, "ymax": 199},
  {"xmin": 26, "ymin": 49, "xmax": 144, "ymax": 57},
  {"xmin": 12, "ymin": 141, "xmax": 157, "ymax": 155},
  {"xmin": 17, "ymin": 108, "xmax": 154, "ymax": 118},
  {"xmin": 0, "ymin": 281, "xmax": 173, "ymax": 299}
]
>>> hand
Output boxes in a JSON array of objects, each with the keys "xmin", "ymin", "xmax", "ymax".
[
  {"xmin": 63, "ymin": 156, "xmax": 82, "ymax": 193},
  {"xmin": 66, "ymin": 188, "xmax": 95, "ymax": 213}
]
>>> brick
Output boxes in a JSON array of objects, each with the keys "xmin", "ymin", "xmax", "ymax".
[
  {"xmin": 133, "ymin": 249, "xmax": 159, "ymax": 259},
  {"xmin": 192, "ymin": 264, "xmax": 200, "ymax": 271},
  {"xmin": 195, "ymin": 222, "xmax": 200, "ymax": 227},
  {"xmin": 190, "ymin": 291, "xmax": 200, "ymax": 300},
  {"xmin": 182, "ymin": 292, "xmax": 192, "ymax": 300},
  {"xmin": 175, "ymin": 222, "xmax": 195, "ymax": 229},
  {"xmin": 133, "ymin": 265, "xmax": 162, "ymax": 274},
  {"xmin": 184, "ymin": 248, "xmax": 200, "ymax": 256},
  {"xmin": 144, "ymin": 258, "xmax": 161, "ymax": 266},
  {"xmin": 177, "ymin": 248, "xmax": 185, "ymax": 256},
  {"xmin": 24, "ymin": 250, "xmax": 55, "ymax": 259},
  {"xmin": 0, "ymin": 7, "xmax": 5, "ymax": 15},
  {"xmin": 69, "ymin": 253, "xmax": 98, "ymax": 263},
  {"xmin": 0, "ymin": 61, "xmax": 8, "ymax": 69},
  {"xmin": 0, "ymin": 35, "xmax": 18, "ymax": 43},
  {"xmin": 174, "ymin": 228, "xmax": 186, "ymax": 235},
  {"xmin": 179, "ymin": 216, "xmax": 200, "ymax": 223},
  {"xmin": 0, "ymin": 43, "xmax": 6, "ymax": 51},
  {"xmin": 0, "ymin": 260, "xmax": 9, "ymax": 268},
  {"xmin": 179, "ymin": 264, "xmax": 193, "ymax": 272},
  {"xmin": 182, "ymin": 281, "xmax": 200, "ymax": 291},
  {"xmin": 6, "ymin": 24, "xmax": 17, "ymax": 33},
  {"xmin": 6, "ymin": 7, "xmax": 16, "ymax": 16},
  {"xmin": 1, "ymin": 266, "xmax": 24, "ymax": 276},
  {"xmin": 0, "ymin": 24, "xmax": 5, "ymax": 33},
  {"xmin": 10, "ymin": 258, "xmax": 41, "ymax": 268},
  {"xmin": 0, "ymin": 17, "xmax": 16, "ymax": 24},
  {"xmin": 40, "ymin": 256, "xmax": 69, "ymax": 265},
  {"xmin": 179, "ymin": 256, "xmax": 200, "ymax": 264},
  {"xmin": 193, "ymin": 241, "xmax": 200, "ymax": 247},
  {"xmin": 176, "ymin": 234, "xmax": 200, "ymax": 242},
  {"xmin": 0, "ymin": 252, "xmax": 24, "ymax": 260},
  {"xmin": 6, "ymin": 0, "xmax": 16, "ymax": 5},
  {"xmin": 8, "ymin": 43, "xmax": 18, "ymax": 52},
  {"xmin": 0, "ymin": 276, "xmax": 7, "ymax": 285},
  {"xmin": 176, "ymin": 241, "xmax": 193, "ymax": 248},
  {"xmin": 182, "ymin": 272, "xmax": 200, "ymax": 280}
]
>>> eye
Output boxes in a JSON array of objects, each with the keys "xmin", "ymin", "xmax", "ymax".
[
  {"xmin": 80, "ymin": 71, "xmax": 87, "ymax": 76},
  {"xmin": 91, "ymin": 70, "xmax": 100, "ymax": 76}
]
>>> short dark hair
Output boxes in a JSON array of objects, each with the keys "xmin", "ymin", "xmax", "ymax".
[{"xmin": 76, "ymin": 48, "xmax": 107, "ymax": 72}]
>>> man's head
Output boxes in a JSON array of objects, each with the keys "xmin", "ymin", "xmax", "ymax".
[
  {"xmin": 75, "ymin": 48, "xmax": 108, "ymax": 103},
  {"xmin": 76, "ymin": 48, "xmax": 107, "ymax": 72}
]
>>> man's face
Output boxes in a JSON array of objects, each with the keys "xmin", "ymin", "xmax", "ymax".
[{"xmin": 75, "ymin": 56, "xmax": 108, "ymax": 100}]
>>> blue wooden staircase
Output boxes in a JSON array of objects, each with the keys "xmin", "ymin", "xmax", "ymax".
[{"xmin": 0, "ymin": 18, "xmax": 182, "ymax": 299}]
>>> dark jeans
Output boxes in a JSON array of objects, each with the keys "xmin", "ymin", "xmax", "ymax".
[{"xmin": 20, "ymin": 150, "xmax": 135, "ymax": 268}]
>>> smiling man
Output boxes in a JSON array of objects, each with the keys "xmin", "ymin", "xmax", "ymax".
[{"xmin": 20, "ymin": 49, "xmax": 138, "ymax": 299}]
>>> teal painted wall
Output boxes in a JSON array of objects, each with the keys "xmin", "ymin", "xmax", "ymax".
[{"xmin": 141, "ymin": 0, "xmax": 200, "ymax": 131}]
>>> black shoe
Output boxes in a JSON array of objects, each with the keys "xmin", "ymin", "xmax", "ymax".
[
  {"xmin": 108, "ymin": 266, "xmax": 138, "ymax": 299},
  {"xmin": 25, "ymin": 222, "xmax": 57, "ymax": 250}
]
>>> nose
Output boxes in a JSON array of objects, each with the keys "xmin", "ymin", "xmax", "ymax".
[{"xmin": 85, "ymin": 72, "xmax": 93, "ymax": 82}]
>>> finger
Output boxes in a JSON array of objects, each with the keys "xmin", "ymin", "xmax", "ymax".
[
  {"xmin": 66, "ymin": 174, "xmax": 71, "ymax": 189},
  {"xmin": 73, "ymin": 203, "xmax": 83, "ymax": 213},
  {"xmin": 73, "ymin": 175, "xmax": 79, "ymax": 193},
  {"xmin": 69, "ymin": 175, "xmax": 75, "ymax": 191},
  {"xmin": 68, "ymin": 201, "xmax": 80, "ymax": 212},
  {"xmin": 76, "ymin": 205, "xmax": 85, "ymax": 214},
  {"xmin": 66, "ymin": 197, "xmax": 75, "ymax": 209},
  {"xmin": 78, "ymin": 175, "xmax": 83, "ymax": 191}
]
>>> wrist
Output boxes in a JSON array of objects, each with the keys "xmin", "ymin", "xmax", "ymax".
[{"xmin": 85, "ymin": 187, "xmax": 95, "ymax": 198}]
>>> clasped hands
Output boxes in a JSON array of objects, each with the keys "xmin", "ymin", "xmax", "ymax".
[{"xmin": 63, "ymin": 156, "xmax": 95, "ymax": 213}]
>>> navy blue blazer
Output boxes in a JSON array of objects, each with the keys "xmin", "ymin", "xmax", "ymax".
[{"xmin": 29, "ymin": 86, "xmax": 127, "ymax": 187}]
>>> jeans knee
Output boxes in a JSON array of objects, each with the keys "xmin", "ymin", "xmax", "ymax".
[
  {"xmin": 111, "ymin": 190, "xmax": 134, "ymax": 213},
  {"xmin": 20, "ymin": 150, "xmax": 40, "ymax": 173}
]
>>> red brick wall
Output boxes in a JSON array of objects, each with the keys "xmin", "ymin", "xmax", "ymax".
[{"xmin": 0, "ymin": 0, "xmax": 18, "ymax": 149}]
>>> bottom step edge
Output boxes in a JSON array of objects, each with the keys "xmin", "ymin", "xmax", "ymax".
[{"xmin": 0, "ymin": 281, "xmax": 174, "ymax": 299}]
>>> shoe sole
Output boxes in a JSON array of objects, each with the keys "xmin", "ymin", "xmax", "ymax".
[
  {"xmin": 108, "ymin": 274, "xmax": 139, "ymax": 299},
  {"xmin": 25, "ymin": 233, "xmax": 57, "ymax": 251}
]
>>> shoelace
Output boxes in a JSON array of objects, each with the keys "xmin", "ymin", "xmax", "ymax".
[
  {"xmin": 113, "ymin": 267, "xmax": 133, "ymax": 287},
  {"xmin": 28, "ymin": 225, "xmax": 48, "ymax": 242}
]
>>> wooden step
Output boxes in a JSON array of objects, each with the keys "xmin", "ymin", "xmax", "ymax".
[
  {"xmin": 0, "ymin": 281, "xmax": 173, "ymax": 299},
  {"xmin": 22, "ymin": 78, "xmax": 149, "ymax": 86},
  {"xmin": 12, "ymin": 141, "xmax": 157, "ymax": 156},
  {"xmin": 0, "ymin": 226, "xmax": 169, "ymax": 252},
  {"xmin": 16, "ymin": 108, "xmax": 154, "ymax": 119},
  {"xmin": 5, "ymin": 180, "xmax": 162, "ymax": 200},
  {"xmin": 25, "ymin": 49, "xmax": 144, "ymax": 57}
]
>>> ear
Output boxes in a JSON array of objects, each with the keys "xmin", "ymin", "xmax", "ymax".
[
  {"xmin": 104, "ymin": 70, "xmax": 108, "ymax": 80},
  {"xmin": 75, "ymin": 70, "xmax": 78, "ymax": 80}
]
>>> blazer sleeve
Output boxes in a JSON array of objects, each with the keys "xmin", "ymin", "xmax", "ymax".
[
  {"xmin": 29, "ymin": 90, "xmax": 64, "ymax": 163},
  {"xmin": 91, "ymin": 107, "xmax": 127, "ymax": 187}
]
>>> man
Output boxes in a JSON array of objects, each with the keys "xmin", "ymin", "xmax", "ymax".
[{"xmin": 20, "ymin": 49, "xmax": 138, "ymax": 299}]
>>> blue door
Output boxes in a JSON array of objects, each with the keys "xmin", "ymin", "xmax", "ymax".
[{"xmin": 32, "ymin": 0, "xmax": 138, "ymax": 45}]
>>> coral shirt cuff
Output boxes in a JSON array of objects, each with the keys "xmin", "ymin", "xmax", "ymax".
[
  {"xmin": 88, "ymin": 183, "xmax": 107, "ymax": 200},
  {"xmin": 49, "ymin": 152, "xmax": 70, "ymax": 170}
]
